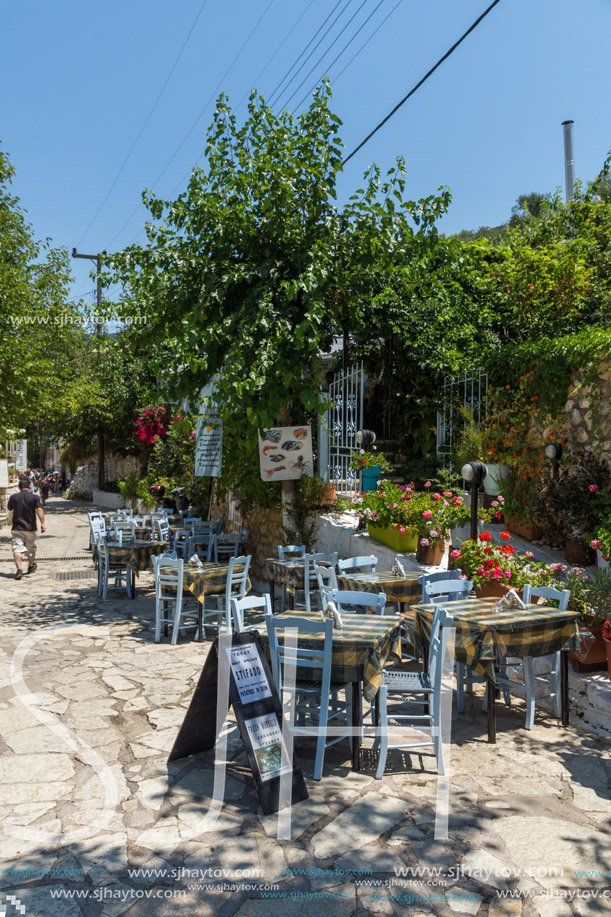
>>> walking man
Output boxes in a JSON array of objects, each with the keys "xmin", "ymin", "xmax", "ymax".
[{"xmin": 8, "ymin": 477, "xmax": 45, "ymax": 580}]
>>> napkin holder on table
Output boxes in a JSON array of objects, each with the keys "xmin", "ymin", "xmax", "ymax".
[
  {"xmin": 321, "ymin": 600, "xmax": 343, "ymax": 630},
  {"xmin": 392, "ymin": 559, "xmax": 406, "ymax": 577},
  {"xmin": 189, "ymin": 554, "xmax": 204, "ymax": 567},
  {"xmin": 495, "ymin": 589, "xmax": 525, "ymax": 611}
]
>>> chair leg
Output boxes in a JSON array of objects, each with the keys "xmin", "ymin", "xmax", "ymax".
[
  {"xmin": 170, "ymin": 600, "xmax": 182, "ymax": 645},
  {"xmin": 523, "ymin": 657, "xmax": 536, "ymax": 730},
  {"xmin": 455, "ymin": 663, "xmax": 464, "ymax": 714},
  {"xmin": 375, "ymin": 685, "xmax": 389, "ymax": 780},
  {"xmin": 313, "ymin": 701, "xmax": 329, "ymax": 781},
  {"xmin": 154, "ymin": 596, "xmax": 162, "ymax": 643},
  {"xmin": 548, "ymin": 652, "xmax": 562, "ymax": 718}
]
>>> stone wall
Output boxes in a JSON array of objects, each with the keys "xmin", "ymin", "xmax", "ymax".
[
  {"xmin": 65, "ymin": 454, "xmax": 141, "ymax": 502},
  {"xmin": 532, "ymin": 363, "xmax": 611, "ymax": 466},
  {"xmin": 209, "ymin": 491, "xmax": 284, "ymax": 584}
]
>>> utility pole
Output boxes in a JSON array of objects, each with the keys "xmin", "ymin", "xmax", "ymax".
[
  {"xmin": 562, "ymin": 120, "xmax": 575, "ymax": 203},
  {"xmin": 72, "ymin": 248, "xmax": 106, "ymax": 490}
]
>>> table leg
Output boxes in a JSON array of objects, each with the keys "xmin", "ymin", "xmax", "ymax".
[
  {"xmin": 486, "ymin": 680, "xmax": 496, "ymax": 743},
  {"xmin": 270, "ymin": 580, "xmax": 276, "ymax": 613},
  {"xmin": 351, "ymin": 681, "xmax": 361, "ymax": 771},
  {"xmin": 130, "ymin": 569, "xmax": 136, "ymax": 599},
  {"xmin": 561, "ymin": 650, "xmax": 569, "ymax": 726}
]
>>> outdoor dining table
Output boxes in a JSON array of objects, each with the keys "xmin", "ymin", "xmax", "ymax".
[
  {"xmin": 413, "ymin": 598, "xmax": 581, "ymax": 743},
  {"xmin": 266, "ymin": 557, "xmax": 317, "ymax": 607},
  {"xmin": 182, "ymin": 560, "xmax": 251, "ymax": 604},
  {"xmin": 337, "ymin": 570, "xmax": 421, "ymax": 613},
  {"xmin": 92, "ymin": 539, "xmax": 168, "ymax": 599},
  {"xmin": 260, "ymin": 609, "xmax": 403, "ymax": 771}
]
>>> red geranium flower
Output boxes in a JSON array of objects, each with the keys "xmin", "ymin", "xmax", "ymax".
[
  {"xmin": 500, "ymin": 531, "xmax": 511, "ymax": 540},
  {"xmin": 479, "ymin": 531, "xmax": 492, "ymax": 542}
]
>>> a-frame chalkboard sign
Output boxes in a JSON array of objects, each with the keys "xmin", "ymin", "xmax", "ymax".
[{"xmin": 168, "ymin": 631, "xmax": 308, "ymax": 815}]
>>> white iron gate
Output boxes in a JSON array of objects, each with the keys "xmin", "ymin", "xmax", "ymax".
[
  {"xmin": 436, "ymin": 369, "xmax": 488, "ymax": 466},
  {"xmin": 319, "ymin": 362, "xmax": 364, "ymax": 497}
]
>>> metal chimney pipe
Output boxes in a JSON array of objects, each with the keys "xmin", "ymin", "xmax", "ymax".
[{"xmin": 562, "ymin": 120, "xmax": 575, "ymax": 202}]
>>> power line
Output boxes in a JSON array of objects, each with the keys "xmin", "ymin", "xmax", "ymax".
[
  {"xmin": 108, "ymin": 0, "xmax": 276, "ymax": 250},
  {"xmin": 77, "ymin": 0, "xmax": 210, "ymax": 247},
  {"xmin": 280, "ymin": 0, "xmax": 371, "ymax": 111},
  {"xmin": 268, "ymin": 0, "xmax": 352, "ymax": 108},
  {"xmin": 325, "ymin": 0, "xmax": 403, "ymax": 86},
  {"xmin": 342, "ymin": 0, "xmax": 503, "ymax": 166},
  {"xmin": 235, "ymin": 0, "xmax": 317, "ymax": 112},
  {"xmin": 292, "ymin": 0, "xmax": 389, "ymax": 113}
]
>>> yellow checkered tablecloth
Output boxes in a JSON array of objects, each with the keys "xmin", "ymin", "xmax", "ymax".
[
  {"xmin": 266, "ymin": 557, "xmax": 309, "ymax": 595},
  {"xmin": 413, "ymin": 599, "xmax": 581, "ymax": 682},
  {"xmin": 260, "ymin": 610, "xmax": 403, "ymax": 702},
  {"xmin": 182, "ymin": 561, "xmax": 251, "ymax": 604},
  {"xmin": 337, "ymin": 570, "xmax": 421, "ymax": 605},
  {"xmin": 92, "ymin": 540, "xmax": 166, "ymax": 574}
]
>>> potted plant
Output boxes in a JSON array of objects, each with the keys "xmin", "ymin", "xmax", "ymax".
[
  {"xmin": 354, "ymin": 481, "xmax": 419, "ymax": 552},
  {"xmin": 350, "ymin": 450, "xmax": 390, "ymax": 493},
  {"xmin": 503, "ymin": 465, "xmax": 546, "ymax": 541},
  {"xmin": 449, "ymin": 531, "xmax": 558, "ymax": 598},
  {"xmin": 590, "ymin": 525, "xmax": 610, "ymax": 570},
  {"xmin": 568, "ymin": 568, "xmax": 611, "ymax": 671}
]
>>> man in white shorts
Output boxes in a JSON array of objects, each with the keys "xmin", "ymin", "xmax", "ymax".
[{"xmin": 8, "ymin": 477, "xmax": 46, "ymax": 580}]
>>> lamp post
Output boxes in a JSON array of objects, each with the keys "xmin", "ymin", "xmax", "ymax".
[
  {"xmin": 545, "ymin": 443, "xmax": 563, "ymax": 481},
  {"xmin": 461, "ymin": 461, "xmax": 488, "ymax": 541},
  {"xmin": 356, "ymin": 429, "xmax": 376, "ymax": 449}
]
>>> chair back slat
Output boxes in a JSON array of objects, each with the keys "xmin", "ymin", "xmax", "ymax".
[
  {"xmin": 337, "ymin": 555, "xmax": 378, "ymax": 575},
  {"xmin": 326, "ymin": 588, "xmax": 386, "ymax": 615},
  {"xmin": 423, "ymin": 579, "xmax": 471, "ymax": 604},
  {"xmin": 230, "ymin": 594, "xmax": 271, "ymax": 633},
  {"xmin": 522, "ymin": 584, "xmax": 570, "ymax": 610},
  {"xmin": 419, "ymin": 569, "xmax": 462, "ymax": 601},
  {"xmin": 278, "ymin": 544, "xmax": 306, "ymax": 560}
]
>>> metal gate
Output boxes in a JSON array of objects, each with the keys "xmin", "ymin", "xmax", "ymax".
[
  {"xmin": 319, "ymin": 362, "xmax": 364, "ymax": 497},
  {"xmin": 436, "ymin": 369, "xmax": 488, "ymax": 466}
]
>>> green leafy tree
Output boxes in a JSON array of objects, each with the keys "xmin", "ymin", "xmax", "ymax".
[
  {"xmin": 0, "ymin": 147, "xmax": 79, "ymax": 436},
  {"xmin": 105, "ymin": 82, "xmax": 452, "ymax": 528}
]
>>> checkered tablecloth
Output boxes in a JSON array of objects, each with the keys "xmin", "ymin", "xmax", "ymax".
[
  {"xmin": 413, "ymin": 599, "xmax": 581, "ymax": 682},
  {"xmin": 93, "ymin": 540, "xmax": 167, "ymax": 574},
  {"xmin": 182, "ymin": 561, "xmax": 251, "ymax": 604},
  {"xmin": 266, "ymin": 558, "xmax": 310, "ymax": 595},
  {"xmin": 261, "ymin": 610, "xmax": 403, "ymax": 702},
  {"xmin": 337, "ymin": 571, "xmax": 421, "ymax": 605}
]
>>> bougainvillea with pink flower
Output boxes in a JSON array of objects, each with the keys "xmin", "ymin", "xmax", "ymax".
[{"xmin": 134, "ymin": 406, "xmax": 172, "ymax": 446}]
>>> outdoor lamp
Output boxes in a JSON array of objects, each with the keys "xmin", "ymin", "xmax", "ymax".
[
  {"xmin": 356, "ymin": 429, "xmax": 376, "ymax": 449},
  {"xmin": 545, "ymin": 442, "xmax": 563, "ymax": 480},
  {"xmin": 461, "ymin": 461, "xmax": 488, "ymax": 541}
]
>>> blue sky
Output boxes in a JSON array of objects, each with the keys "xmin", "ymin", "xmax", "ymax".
[{"xmin": 3, "ymin": 0, "xmax": 611, "ymax": 305}]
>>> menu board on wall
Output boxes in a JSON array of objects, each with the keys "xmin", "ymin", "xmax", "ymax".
[
  {"xmin": 258, "ymin": 426, "xmax": 313, "ymax": 481},
  {"xmin": 195, "ymin": 378, "xmax": 222, "ymax": 477},
  {"xmin": 0, "ymin": 460, "xmax": 8, "ymax": 487}
]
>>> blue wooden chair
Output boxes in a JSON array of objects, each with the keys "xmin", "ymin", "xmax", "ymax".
[
  {"xmin": 375, "ymin": 605, "xmax": 454, "ymax": 779},
  {"xmin": 325, "ymin": 588, "xmax": 387, "ymax": 616},
  {"xmin": 337, "ymin": 555, "xmax": 378, "ymax": 575},
  {"xmin": 266, "ymin": 613, "xmax": 352, "ymax": 781},
  {"xmin": 152, "ymin": 555, "xmax": 200, "ymax": 644},
  {"xmin": 230, "ymin": 594, "xmax": 272, "ymax": 634},
  {"xmin": 489, "ymin": 584, "xmax": 570, "ymax": 729}
]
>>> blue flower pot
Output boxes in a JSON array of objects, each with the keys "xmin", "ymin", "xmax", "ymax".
[{"xmin": 361, "ymin": 466, "xmax": 381, "ymax": 493}]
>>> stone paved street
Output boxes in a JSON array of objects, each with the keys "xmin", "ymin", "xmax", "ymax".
[{"xmin": 1, "ymin": 498, "xmax": 610, "ymax": 917}]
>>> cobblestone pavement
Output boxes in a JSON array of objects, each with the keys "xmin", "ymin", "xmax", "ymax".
[{"xmin": 0, "ymin": 498, "xmax": 610, "ymax": 917}]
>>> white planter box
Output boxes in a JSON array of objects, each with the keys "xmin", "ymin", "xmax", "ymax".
[
  {"xmin": 92, "ymin": 489, "xmax": 126, "ymax": 509},
  {"xmin": 597, "ymin": 550, "xmax": 609, "ymax": 571}
]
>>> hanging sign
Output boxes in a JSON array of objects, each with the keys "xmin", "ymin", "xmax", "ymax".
[
  {"xmin": 15, "ymin": 440, "xmax": 27, "ymax": 473},
  {"xmin": 195, "ymin": 379, "xmax": 222, "ymax": 477},
  {"xmin": 258, "ymin": 426, "xmax": 313, "ymax": 481},
  {"xmin": 0, "ymin": 460, "xmax": 8, "ymax": 487},
  {"xmin": 168, "ymin": 631, "xmax": 308, "ymax": 815}
]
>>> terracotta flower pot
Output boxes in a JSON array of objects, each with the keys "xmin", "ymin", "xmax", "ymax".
[
  {"xmin": 569, "ymin": 624, "xmax": 607, "ymax": 672},
  {"xmin": 565, "ymin": 536, "xmax": 595, "ymax": 567},
  {"xmin": 416, "ymin": 540, "xmax": 446, "ymax": 565},
  {"xmin": 474, "ymin": 580, "xmax": 523, "ymax": 600},
  {"xmin": 507, "ymin": 520, "xmax": 545, "ymax": 542},
  {"xmin": 321, "ymin": 485, "xmax": 337, "ymax": 505}
]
